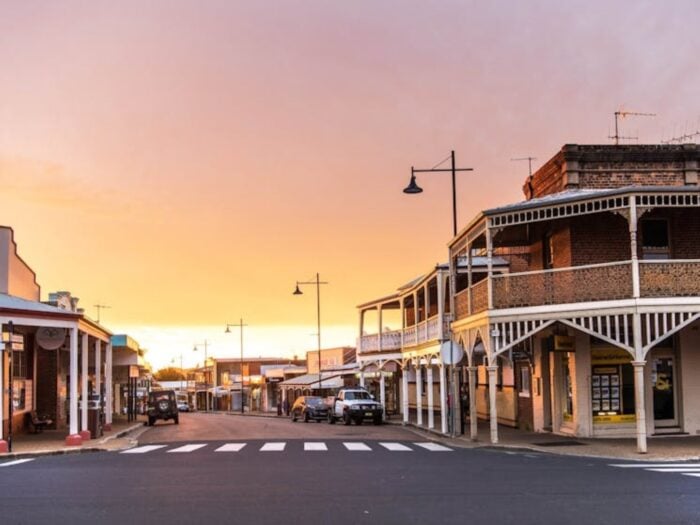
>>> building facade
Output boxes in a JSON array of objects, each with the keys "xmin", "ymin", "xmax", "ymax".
[{"xmin": 449, "ymin": 144, "xmax": 700, "ymax": 452}]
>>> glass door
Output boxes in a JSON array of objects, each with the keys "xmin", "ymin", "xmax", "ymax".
[{"xmin": 652, "ymin": 354, "xmax": 679, "ymax": 428}]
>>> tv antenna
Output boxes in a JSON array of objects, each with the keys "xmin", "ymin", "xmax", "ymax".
[
  {"xmin": 512, "ymin": 156, "xmax": 537, "ymax": 198},
  {"xmin": 94, "ymin": 303, "xmax": 111, "ymax": 323},
  {"xmin": 609, "ymin": 109, "xmax": 656, "ymax": 145},
  {"xmin": 662, "ymin": 119, "xmax": 700, "ymax": 144}
]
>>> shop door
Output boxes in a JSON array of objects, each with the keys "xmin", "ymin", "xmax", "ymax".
[{"xmin": 652, "ymin": 354, "xmax": 679, "ymax": 428}]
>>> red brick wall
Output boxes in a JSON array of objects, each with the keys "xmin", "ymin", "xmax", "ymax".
[{"xmin": 570, "ymin": 213, "xmax": 630, "ymax": 265}]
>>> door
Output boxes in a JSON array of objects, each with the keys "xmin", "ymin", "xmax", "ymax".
[{"xmin": 652, "ymin": 353, "xmax": 679, "ymax": 428}]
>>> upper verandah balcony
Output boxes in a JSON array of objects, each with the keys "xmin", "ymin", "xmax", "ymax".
[{"xmin": 451, "ymin": 186, "xmax": 700, "ymax": 321}]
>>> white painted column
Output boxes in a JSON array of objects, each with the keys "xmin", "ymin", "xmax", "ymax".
[
  {"xmin": 81, "ymin": 332, "xmax": 89, "ymax": 434},
  {"xmin": 359, "ymin": 371, "xmax": 365, "ymax": 388},
  {"xmin": 632, "ymin": 361, "xmax": 648, "ymax": 454},
  {"xmin": 487, "ymin": 364, "xmax": 499, "ymax": 444},
  {"xmin": 378, "ymin": 306, "xmax": 383, "ymax": 352},
  {"xmin": 105, "ymin": 342, "xmax": 113, "ymax": 427},
  {"xmin": 629, "ymin": 197, "xmax": 640, "ymax": 299},
  {"xmin": 486, "ymin": 226, "xmax": 494, "ymax": 309},
  {"xmin": 427, "ymin": 364, "xmax": 435, "ymax": 429},
  {"xmin": 437, "ymin": 273, "xmax": 445, "ymax": 340},
  {"xmin": 95, "ymin": 339, "xmax": 102, "ymax": 413},
  {"xmin": 402, "ymin": 365, "xmax": 409, "ymax": 424},
  {"xmin": 379, "ymin": 372, "xmax": 386, "ymax": 420},
  {"xmin": 416, "ymin": 365, "xmax": 423, "ymax": 426},
  {"xmin": 468, "ymin": 365, "xmax": 478, "ymax": 440},
  {"xmin": 467, "ymin": 243, "xmax": 473, "ymax": 314},
  {"xmin": 439, "ymin": 364, "xmax": 447, "ymax": 434},
  {"xmin": 69, "ymin": 327, "xmax": 80, "ymax": 438}
]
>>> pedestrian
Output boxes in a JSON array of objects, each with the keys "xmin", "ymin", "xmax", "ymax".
[
  {"xmin": 277, "ymin": 395, "xmax": 283, "ymax": 416},
  {"xmin": 283, "ymin": 397, "xmax": 290, "ymax": 416}
]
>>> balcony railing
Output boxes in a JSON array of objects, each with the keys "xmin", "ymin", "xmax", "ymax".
[
  {"xmin": 640, "ymin": 260, "xmax": 700, "ymax": 297},
  {"xmin": 358, "ymin": 314, "xmax": 447, "ymax": 353},
  {"xmin": 453, "ymin": 259, "xmax": 700, "ymax": 321}
]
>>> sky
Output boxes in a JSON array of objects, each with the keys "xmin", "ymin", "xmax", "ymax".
[{"xmin": 1, "ymin": 0, "xmax": 698, "ymax": 370}]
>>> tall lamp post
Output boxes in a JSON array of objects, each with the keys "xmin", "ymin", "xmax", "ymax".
[
  {"xmin": 225, "ymin": 319, "xmax": 248, "ymax": 414},
  {"xmin": 404, "ymin": 150, "xmax": 473, "ymax": 437},
  {"xmin": 193, "ymin": 341, "xmax": 209, "ymax": 412},
  {"xmin": 293, "ymin": 273, "xmax": 328, "ymax": 395}
]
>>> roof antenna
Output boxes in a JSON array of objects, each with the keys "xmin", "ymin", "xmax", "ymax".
[
  {"xmin": 609, "ymin": 108, "xmax": 656, "ymax": 145},
  {"xmin": 94, "ymin": 303, "xmax": 111, "ymax": 323},
  {"xmin": 512, "ymin": 156, "xmax": 537, "ymax": 199}
]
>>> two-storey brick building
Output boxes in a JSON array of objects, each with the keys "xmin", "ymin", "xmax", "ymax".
[{"xmin": 449, "ymin": 144, "xmax": 700, "ymax": 452}]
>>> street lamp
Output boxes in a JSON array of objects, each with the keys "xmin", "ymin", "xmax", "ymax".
[
  {"xmin": 293, "ymin": 273, "xmax": 328, "ymax": 395},
  {"xmin": 193, "ymin": 341, "xmax": 209, "ymax": 412},
  {"xmin": 403, "ymin": 150, "xmax": 473, "ymax": 237},
  {"xmin": 225, "ymin": 319, "xmax": 248, "ymax": 415},
  {"xmin": 404, "ymin": 150, "xmax": 473, "ymax": 437}
]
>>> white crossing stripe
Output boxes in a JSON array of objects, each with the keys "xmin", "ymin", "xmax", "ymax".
[
  {"xmin": 683, "ymin": 473, "xmax": 700, "ymax": 478},
  {"xmin": 379, "ymin": 442, "xmax": 412, "ymax": 451},
  {"xmin": 122, "ymin": 445, "xmax": 167, "ymax": 454},
  {"xmin": 646, "ymin": 468, "xmax": 700, "ymax": 473},
  {"xmin": 304, "ymin": 442, "xmax": 327, "ymax": 451},
  {"xmin": 610, "ymin": 463, "xmax": 700, "ymax": 468},
  {"xmin": 215, "ymin": 443, "xmax": 247, "ymax": 452},
  {"xmin": 260, "ymin": 442, "xmax": 286, "ymax": 452},
  {"xmin": 0, "ymin": 458, "xmax": 35, "ymax": 467},
  {"xmin": 414, "ymin": 442, "xmax": 452, "ymax": 452},
  {"xmin": 343, "ymin": 442, "xmax": 371, "ymax": 451},
  {"xmin": 167, "ymin": 444, "xmax": 207, "ymax": 453}
]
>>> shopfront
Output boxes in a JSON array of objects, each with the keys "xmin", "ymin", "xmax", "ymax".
[{"xmin": 590, "ymin": 346, "xmax": 636, "ymax": 428}]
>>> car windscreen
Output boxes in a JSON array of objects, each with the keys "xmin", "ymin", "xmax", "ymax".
[
  {"xmin": 344, "ymin": 391, "xmax": 370, "ymax": 400},
  {"xmin": 306, "ymin": 398, "xmax": 325, "ymax": 406}
]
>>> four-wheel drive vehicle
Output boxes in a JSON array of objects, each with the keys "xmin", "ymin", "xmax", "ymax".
[
  {"xmin": 328, "ymin": 388, "xmax": 383, "ymax": 425},
  {"xmin": 147, "ymin": 390, "xmax": 179, "ymax": 426},
  {"xmin": 290, "ymin": 396, "xmax": 329, "ymax": 423}
]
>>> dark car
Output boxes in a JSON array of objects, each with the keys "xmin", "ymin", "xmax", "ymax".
[
  {"xmin": 147, "ymin": 390, "xmax": 179, "ymax": 426},
  {"xmin": 290, "ymin": 396, "xmax": 329, "ymax": 423}
]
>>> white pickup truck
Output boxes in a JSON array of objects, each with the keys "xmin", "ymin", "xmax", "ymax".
[{"xmin": 328, "ymin": 387, "xmax": 383, "ymax": 426}]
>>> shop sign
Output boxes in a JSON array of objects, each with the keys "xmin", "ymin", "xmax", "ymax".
[
  {"xmin": 591, "ymin": 348, "xmax": 632, "ymax": 365},
  {"xmin": 593, "ymin": 414, "xmax": 636, "ymax": 424},
  {"xmin": 129, "ymin": 365, "xmax": 140, "ymax": 378},
  {"xmin": 552, "ymin": 335, "xmax": 575, "ymax": 352}
]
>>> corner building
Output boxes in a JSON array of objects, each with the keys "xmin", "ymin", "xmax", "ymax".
[{"xmin": 449, "ymin": 144, "xmax": 700, "ymax": 452}]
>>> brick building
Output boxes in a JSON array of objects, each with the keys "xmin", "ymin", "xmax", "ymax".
[{"xmin": 449, "ymin": 144, "xmax": 700, "ymax": 452}]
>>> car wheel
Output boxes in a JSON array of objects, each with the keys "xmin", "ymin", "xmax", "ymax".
[
  {"xmin": 328, "ymin": 414, "xmax": 336, "ymax": 424},
  {"xmin": 304, "ymin": 412, "xmax": 310, "ymax": 423},
  {"xmin": 373, "ymin": 416, "xmax": 382, "ymax": 425},
  {"xmin": 174, "ymin": 415, "xmax": 179, "ymax": 425},
  {"xmin": 343, "ymin": 412, "xmax": 352, "ymax": 425},
  {"xmin": 148, "ymin": 416, "xmax": 154, "ymax": 426},
  {"xmin": 291, "ymin": 411, "xmax": 297, "ymax": 422},
  {"xmin": 355, "ymin": 418, "xmax": 363, "ymax": 426}
]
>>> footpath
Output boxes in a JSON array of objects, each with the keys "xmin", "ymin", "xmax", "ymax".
[{"xmin": 2, "ymin": 411, "xmax": 699, "ymax": 462}]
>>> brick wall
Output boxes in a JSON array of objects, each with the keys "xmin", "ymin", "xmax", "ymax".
[
  {"xmin": 524, "ymin": 145, "xmax": 699, "ymax": 200},
  {"xmin": 570, "ymin": 213, "xmax": 630, "ymax": 265}
]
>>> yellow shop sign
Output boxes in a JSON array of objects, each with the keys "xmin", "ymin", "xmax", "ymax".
[{"xmin": 591, "ymin": 348, "xmax": 632, "ymax": 365}]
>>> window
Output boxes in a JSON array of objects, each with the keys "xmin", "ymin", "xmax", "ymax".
[
  {"xmin": 641, "ymin": 219, "xmax": 670, "ymax": 260},
  {"xmin": 12, "ymin": 349, "xmax": 26, "ymax": 378},
  {"xmin": 543, "ymin": 232, "xmax": 554, "ymax": 269},
  {"xmin": 518, "ymin": 366, "xmax": 531, "ymax": 397}
]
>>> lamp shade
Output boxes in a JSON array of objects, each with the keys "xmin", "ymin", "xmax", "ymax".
[{"xmin": 403, "ymin": 174, "xmax": 423, "ymax": 194}]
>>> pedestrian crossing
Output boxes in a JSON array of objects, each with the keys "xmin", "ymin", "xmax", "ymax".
[
  {"xmin": 121, "ymin": 441, "xmax": 453, "ymax": 455},
  {"xmin": 610, "ymin": 462, "xmax": 700, "ymax": 479}
]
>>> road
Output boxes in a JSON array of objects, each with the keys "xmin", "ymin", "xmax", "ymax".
[{"xmin": 1, "ymin": 412, "xmax": 699, "ymax": 524}]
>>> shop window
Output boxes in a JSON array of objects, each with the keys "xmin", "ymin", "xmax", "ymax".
[
  {"xmin": 591, "ymin": 347, "xmax": 636, "ymax": 424},
  {"xmin": 518, "ymin": 366, "xmax": 531, "ymax": 397},
  {"xmin": 11, "ymin": 350, "xmax": 27, "ymax": 411},
  {"xmin": 562, "ymin": 353, "xmax": 574, "ymax": 421},
  {"xmin": 641, "ymin": 219, "xmax": 670, "ymax": 260}
]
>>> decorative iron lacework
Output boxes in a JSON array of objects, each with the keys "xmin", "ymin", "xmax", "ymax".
[
  {"xmin": 636, "ymin": 193, "xmax": 700, "ymax": 207},
  {"xmin": 490, "ymin": 196, "xmax": 630, "ymax": 228}
]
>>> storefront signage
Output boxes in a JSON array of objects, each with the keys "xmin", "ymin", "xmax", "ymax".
[{"xmin": 552, "ymin": 335, "xmax": 575, "ymax": 352}]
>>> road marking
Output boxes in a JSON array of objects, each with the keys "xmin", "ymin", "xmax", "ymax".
[
  {"xmin": 646, "ymin": 468, "xmax": 700, "ymax": 473},
  {"xmin": 414, "ymin": 442, "xmax": 452, "ymax": 452},
  {"xmin": 343, "ymin": 442, "xmax": 372, "ymax": 451},
  {"xmin": 215, "ymin": 443, "xmax": 247, "ymax": 452},
  {"xmin": 167, "ymin": 444, "xmax": 207, "ymax": 453},
  {"xmin": 260, "ymin": 442, "xmax": 286, "ymax": 452},
  {"xmin": 683, "ymin": 473, "xmax": 700, "ymax": 478},
  {"xmin": 304, "ymin": 442, "xmax": 327, "ymax": 451},
  {"xmin": 0, "ymin": 458, "xmax": 35, "ymax": 467},
  {"xmin": 379, "ymin": 442, "xmax": 412, "ymax": 451},
  {"xmin": 610, "ymin": 463, "xmax": 700, "ymax": 468},
  {"xmin": 121, "ymin": 445, "xmax": 167, "ymax": 454}
]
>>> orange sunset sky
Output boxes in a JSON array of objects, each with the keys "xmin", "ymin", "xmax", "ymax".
[{"xmin": 1, "ymin": 1, "xmax": 698, "ymax": 370}]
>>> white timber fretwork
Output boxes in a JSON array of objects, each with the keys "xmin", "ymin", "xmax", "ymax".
[
  {"xmin": 490, "ymin": 319, "xmax": 555, "ymax": 357},
  {"xmin": 640, "ymin": 310, "xmax": 700, "ymax": 354},
  {"xmin": 559, "ymin": 314, "xmax": 635, "ymax": 353}
]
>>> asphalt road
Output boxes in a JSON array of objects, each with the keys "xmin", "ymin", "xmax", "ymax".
[{"xmin": 1, "ymin": 413, "xmax": 699, "ymax": 524}]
